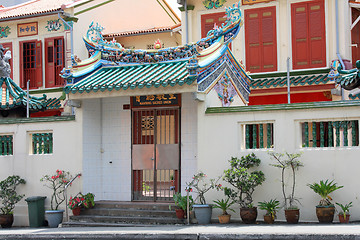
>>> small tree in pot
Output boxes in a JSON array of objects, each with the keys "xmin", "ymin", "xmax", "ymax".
[
  {"xmin": 269, "ymin": 151, "xmax": 303, "ymax": 224},
  {"xmin": 0, "ymin": 175, "xmax": 26, "ymax": 228},
  {"xmin": 307, "ymin": 179, "xmax": 343, "ymax": 223},
  {"xmin": 186, "ymin": 171, "xmax": 221, "ymax": 224},
  {"xmin": 223, "ymin": 153, "xmax": 265, "ymax": 224}
]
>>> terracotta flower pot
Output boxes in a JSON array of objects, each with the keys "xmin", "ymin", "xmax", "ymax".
[
  {"xmin": 285, "ymin": 209, "xmax": 300, "ymax": 224},
  {"xmin": 240, "ymin": 207, "xmax": 257, "ymax": 224},
  {"xmin": 0, "ymin": 214, "xmax": 14, "ymax": 228},
  {"xmin": 218, "ymin": 214, "xmax": 231, "ymax": 224},
  {"xmin": 316, "ymin": 205, "xmax": 335, "ymax": 223},
  {"xmin": 263, "ymin": 214, "xmax": 274, "ymax": 224},
  {"xmin": 338, "ymin": 214, "xmax": 350, "ymax": 223},
  {"xmin": 175, "ymin": 209, "xmax": 185, "ymax": 219},
  {"xmin": 72, "ymin": 207, "xmax": 81, "ymax": 216}
]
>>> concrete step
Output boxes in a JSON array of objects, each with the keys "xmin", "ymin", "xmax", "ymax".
[
  {"xmin": 68, "ymin": 215, "xmax": 184, "ymax": 225},
  {"xmin": 80, "ymin": 208, "xmax": 177, "ymax": 218},
  {"xmin": 63, "ymin": 201, "xmax": 184, "ymax": 227}
]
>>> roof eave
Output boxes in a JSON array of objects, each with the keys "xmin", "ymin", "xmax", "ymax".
[{"xmin": 0, "ymin": 9, "xmax": 64, "ymax": 22}]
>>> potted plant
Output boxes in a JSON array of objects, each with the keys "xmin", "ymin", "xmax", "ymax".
[
  {"xmin": 68, "ymin": 194, "xmax": 85, "ymax": 216},
  {"xmin": 172, "ymin": 192, "xmax": 193, "ymax": 219},
  {"xmin": 269, "ymin": 151, "xmax": 303, "ymax": 224},
  {"xmin": 223, "ymin": 153, "xmax": 265, "ymax": 224},
  {"xmin": 336, "ymin": 202, "xmax": 352, "ymax": 223},
  {"xmin": 40, "ymin": 170, "xmax": 73, "ymax": 227},
  {"xmin": 258, "ymin": 199, "xmax": 280, "ymax": 224},
  {"xmin": 307, "ymin": 179, "xmax": 343, "ymax": 223},
  {"xmin": 83, "ymin": 192, "xmax": 95, "ymax": 208},
  {"xmin": 213, "ymin": 198, "xmax": 235, "ymax": 224},
  {"xmin": 0, "ymin": 175, "xmax": 26, "ymax": 228},
  {"xmin": 186, "ymin": 171, "xmax": 221, "ymax": 224}
]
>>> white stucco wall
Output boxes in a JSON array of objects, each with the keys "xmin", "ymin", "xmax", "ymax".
[
  {"xmin": 0, "ymin": 117, "xmax": 82, "ymax": 227},
  {"xmin": 198, "ymin": 103, "xmax": 360, "ymax": 222}
]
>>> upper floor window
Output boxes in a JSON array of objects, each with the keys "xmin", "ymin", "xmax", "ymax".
[
  {"xmin": 245, "ymin": 6, "xmax": 277, "ymax": 73},
  {"xmin": 20, "ymin": 40, "xmax": 42, "ymax": 89},
  {"xmin": 291, "ymin": 0, "xmax": 326, "ymax": 70},
  {"xmin": 201, "ymin": 12, "xmax": 227, "ymax": 38},
  {"xmin": 45, "ymin": 37, "xmax": 65, "ymax": 88}
]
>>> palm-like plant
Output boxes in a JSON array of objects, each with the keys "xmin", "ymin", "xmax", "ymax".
[
  {"xmin": 307, "ymin": 180, "xmax": 343, "ymax": 206},
  {"xmin": 213, "ymin": 198, "xmax": 235, "ymax": 215},
  {"xmin": 258, "ymin": 199, "xmax": 280, "ymax": 219},
  {"xmin": 336, "ymin": 202, "xmax": 352, "ymax": 219}
]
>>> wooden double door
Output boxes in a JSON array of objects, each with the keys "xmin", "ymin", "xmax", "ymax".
[{"xmin": 132, "ymin": 108, "xmax": 180, "ymax": 201}]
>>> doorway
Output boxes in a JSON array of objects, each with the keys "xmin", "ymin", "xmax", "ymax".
[{"xmin": 132, "ymin": 108, "xmax": 180, "ymax": 201}]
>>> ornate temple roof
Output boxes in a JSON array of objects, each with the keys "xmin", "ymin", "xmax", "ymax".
[
  {"xmin": 63, "ymin": 2, "xmax": 251, "ymax": 103},
  {"xmin": 0, "ymin": 77, "xmax": 60, "ymax": 111}
]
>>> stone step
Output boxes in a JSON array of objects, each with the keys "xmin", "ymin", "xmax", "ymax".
[
  {"xmin": 93, "ymin": 201, "xmax": 176, "ymax": 211},
  {"xmin": 80, "ymin": 208, "xmax": 177, "ymax": 218},
  {"xmin": 69, "ymin": 215, "xmax": 184, "ymax": 225},
  {"xmin": 61, "ymin": 221, "xmax": 155, "ymax": 228}
]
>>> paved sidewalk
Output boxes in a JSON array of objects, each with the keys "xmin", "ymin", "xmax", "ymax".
[{"xmin": 1, "ymin": 223, "xmax": 360, "ymax": 240}]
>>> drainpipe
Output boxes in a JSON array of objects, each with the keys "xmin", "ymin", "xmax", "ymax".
[
  {"xmin": 185, "ymin": 0, "xmax": 189, "ymax": 44},
  {"xmin": 58, "ymin": 13, "xmax": 74, "ymax": 58},
  {"xmin": 335, "ymin": 0, "xmax": 345, "ymax": 100}
]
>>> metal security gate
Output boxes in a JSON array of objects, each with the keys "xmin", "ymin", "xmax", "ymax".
[{"xmin": 132, "ymin": 108, "xmax": 180, "ymax": 201}]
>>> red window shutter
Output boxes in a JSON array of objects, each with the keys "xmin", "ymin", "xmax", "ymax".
[
  {"xmin": 35, "ymin": 40, "xmax": 43, "ymax": 87},
  {"xmin": 292, "ymin": 0, "xmax": 325, "ymax": 69},
  {"xmin": 2, "ymin": 42, "xmax": 13, "ymax": 80},
  {"xmin": 19, "ymin": 42, "xmax": 24, "ymax": 88},
  {"xmin": 245, "ymin": 7, "xmax": 277, "ymax": 73},
  {"xmin": 308, "ymin": 0, "xmax": 325, "ymax": 68},
  {"xmin": 45, "ymin": 38, "xmax": 55, "ymax": 88},
  {"xmin": 352, "ymin": 8, "xmax": 360, "ymax": 67},
  {"xmin": 245, "ymin": 10, "xmax": 261, "ymax": 72},
  {"xmin": 292, "ymin": 2, "xmax": 309, "ymax": 69},
  {"xmin": 261, "ymin": 7, "xmax": 277, "ymax": 72}
]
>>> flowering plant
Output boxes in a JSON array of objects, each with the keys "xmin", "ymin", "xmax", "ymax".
[
  {"xmin": 84, "ymin": 192, "xmax": 95, "ymax": 208},
  {"xmin": 68, "ymin": 194, "xmax": 85, "ymax": 210},
  {"xmin": 186, "ymin": 171, "xmax": 221, "ymax": 205},
  {"xmin": 40, "ymin": 170, "xmax": 73, "ymax": 210}
]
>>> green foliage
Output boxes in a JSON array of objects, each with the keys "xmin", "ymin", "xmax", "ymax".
[
  {"xmin": 223, "ymin": 153, "xmax": 265, "ymax": 208},
  {"xmin": 258, "ymin": 199, "xmax": 280, "ymax": 219},
  {"xmin": 40, "ymin": 170, "xmax": 72, "ymax": 210},
  {"xmin": 0, "ymin": 175, "xmax": 26, "ymax": 215},
  {"xmin": 84, "ymin": 192, "xmax": 95, "ymax": 208},
  {"xmin": 307, "ymin": 180, "xmax": 343, "ymax": 206},
  {"xmin": 213, "ymin": 198, "xmax": 235, "ymax": 215},
  {"xmin": 173, "ymin": 193, "xmax": 194, "ymax": 211},
  {"xmin": 269, "ymin": 151, "xmax": 303, "ymax": 209},
  {"xmin": 186, "ymin": 171, "xmax": 221, "ymax": 204},
  {"xmin": 336, "ymin": 202, "xmax": 352, "ymax": 219}
]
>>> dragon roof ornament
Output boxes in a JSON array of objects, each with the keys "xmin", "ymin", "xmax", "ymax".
[{"xmin": 80, "ymin": 1, "xmax": 242, "ymax": 66}]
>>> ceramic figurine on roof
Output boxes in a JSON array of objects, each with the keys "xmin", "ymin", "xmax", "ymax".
[
  {"xmin": 0, "ymin": 44, "xmax": 60, "ymax": 117},
  {"xmin": 63, "ymin": 1, "xmax": 251, "ymax": 106},
  {"xmin": 335, "ymin": 60, "xmax": 360, "ymax": 90}
]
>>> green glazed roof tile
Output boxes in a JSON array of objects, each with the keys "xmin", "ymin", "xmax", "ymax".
[
  {"xmin": 64, "ymin": 61, "xmax": 194, "ymax": 94},
  {"xmin": 0, "ymin": 77, "xmax": 61, "ymax": 111},
  {"xmin": 251, "ymin": 73, "xmax": 333, "ymax": 89}
]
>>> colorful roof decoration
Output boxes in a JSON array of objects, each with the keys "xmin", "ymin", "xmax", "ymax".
[
  {"xmin": 103, "ymin": 23, "xmax": 181, "ymax": 38},
  {"xmin": 63, "ymin": 1, "xmax": 251, "ymax": 103},
  {"xmin": 0, "ymin": 77, "xmax": 60, "ymax": 111},
  {"xmin": 333, "ymin": 60, "xmax": 360, "ymax": 90},
  {"xmin": 251, "ymin": 74, "xmax": 333, "ymax": 89},
  {"xmin": 64, "ymin": 61, "xmax": 195, "ymax": 94}
]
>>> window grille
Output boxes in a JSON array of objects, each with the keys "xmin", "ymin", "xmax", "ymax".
[
  {"xmin": 0, "ymin": 135, "xmax": 13, "ymax": 156},
  {"xmin": 245, "ymin": 123, "xmax": 274, "ymax": 149},
  {"xmin": 301, "ymin": 120, "xmax": 359, "ymax": 148},
  {"xmin": 32, "ymin": 133, "xmax": 53, "ymax": 154}
]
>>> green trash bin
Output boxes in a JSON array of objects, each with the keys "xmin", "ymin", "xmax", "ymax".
[{"xmin": 25, "ymin": 196, "xmax": 46, "ymax": 227}]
